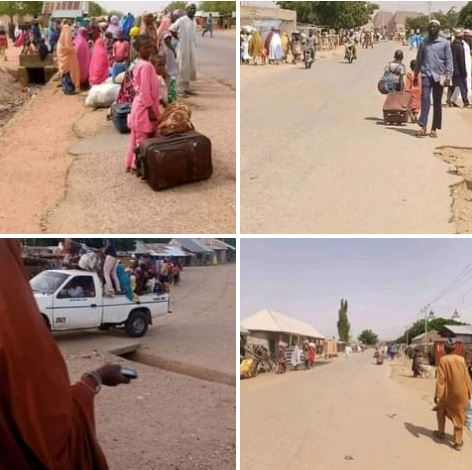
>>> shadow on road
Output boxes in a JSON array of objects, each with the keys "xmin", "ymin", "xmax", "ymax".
[
  {"xmin": 385, "ymin": 126, "xmax": 420, "ymax": 137},
  {"xmin": 364, "ymin": 116, "xmax": 384, "ymax": 125},
  {"xmin": 404, "ymin": 422, "xmax": 452, "ymax": 448}
]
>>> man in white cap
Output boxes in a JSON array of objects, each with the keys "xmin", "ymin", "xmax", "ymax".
[
  {"xmin": 462, "ymin": 29, "xmax": 472, "ymax": 102},
  {"xmin": 414, "ymin": 19, "xmax": 453, "ymax": 138},
  {"xmin": 447, "ymin": 29, "xmax": 470, "ymax": 108},
  {"xmin": 170, "ymin": 3, "xmax": 198, "ymax": 96}
]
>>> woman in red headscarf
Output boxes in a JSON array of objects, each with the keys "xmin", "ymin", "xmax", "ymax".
[{"xmin": 0, "ymin": 239, "xmax": 131, "ymax": 469}]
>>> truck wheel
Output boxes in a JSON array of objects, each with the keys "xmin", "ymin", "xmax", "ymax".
[{"xmin": 125, "ymin": 311, "xmax": 148, "ymax": 337}]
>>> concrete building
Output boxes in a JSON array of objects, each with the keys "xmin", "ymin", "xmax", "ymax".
[
  {"xmin": 241, "ymin": 309, "xmax": 325, "ymax": 358},
  {"xmin": 240, "ymin": 5, "xmax": 297, "ymax": 33},
  {"xmin": 410, "ymin": 330, "xmax": 441, "ymax": 344},
  {"xmin": 439, "ymin": 325, "xmax": 472, "ymax": 344},
  {"xmin": 133, "ymin": 242, "xmax": 193, "ymax": 265},
  {"xmin": 197, "ymin": 238, "xmax": 236, "ymax": 264},
  {"xmin": 387, "ymin": 11, "xmax": 423, "ymax": 36},
  {"xmin": 373, "ymin": 11, "xmax": 394, "ymax": 34}
]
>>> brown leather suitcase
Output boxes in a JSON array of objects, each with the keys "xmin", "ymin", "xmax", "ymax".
[
  {"xmin": 137, "ymin": 132, "xmax": 212, "ymax": 191},
  {"xmin": 383, "ymin": 91, "xmax": 410, "ymax": 125}
]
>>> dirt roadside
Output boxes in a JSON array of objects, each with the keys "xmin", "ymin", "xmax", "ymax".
[
  {"xmin": 435, "ymin": 142, "xmax": 472, "ymax": 233},
  {"xmin": 67, "ymin": 351, "xmax": 235, "ymax": 470},
  {"xmin": 0, "ymin": 60, "xmax": 235, "ymax": 233},
  {"xmin": 56, "ymin": 264, "xmax": 236, "ymax": 470}
]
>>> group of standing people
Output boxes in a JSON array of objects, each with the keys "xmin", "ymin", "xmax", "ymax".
[{"xmin": 276, "ymin": 339, "xmax": 317, "ymax": 374}]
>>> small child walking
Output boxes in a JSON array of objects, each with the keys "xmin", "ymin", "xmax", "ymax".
[
  {"xmin": 0, "ymin": 27, "xmax": 8, "ymax": 61},
  {"xmin": 125, "ymin": 35, "xmax": 161, "ymax": 172},
  {"xmin": 405, "ymin": 59, "xmax": 422, "ymax": 123}
]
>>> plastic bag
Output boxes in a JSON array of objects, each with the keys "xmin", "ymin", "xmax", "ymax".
[{"xmin": 85, "ymin": 83, "xmax": 120, "ymax": 108}]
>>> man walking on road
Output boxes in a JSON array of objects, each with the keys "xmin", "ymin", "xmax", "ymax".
[
  {"xmin": 202, "ymin": 13, "xmax": 213, "ymax": 38},
  {"xmin": 434, "ymin": 340, "xmax": 472, "ymax": 450},
  {"xmin": 447, "ymin": 30, "xmax": 470, "ymax": 108},
  {"xmin": 414, "ymin": 20, "xmax": 453, "ymax": 138}
]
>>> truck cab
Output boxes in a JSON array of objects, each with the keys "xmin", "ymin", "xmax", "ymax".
[{"xmin": 31, "ymin": 270, "xmax": 170, "ymax": 337}]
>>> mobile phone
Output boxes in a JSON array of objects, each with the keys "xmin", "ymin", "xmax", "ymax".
[{"xmin": 120, "ymin": 367, "xmax": 138, "ymax": 379}]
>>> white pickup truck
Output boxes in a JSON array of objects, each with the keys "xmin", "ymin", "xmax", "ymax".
[{"xmin": 30, "ymin": 270, "xmax": 170, "ymax": 337}]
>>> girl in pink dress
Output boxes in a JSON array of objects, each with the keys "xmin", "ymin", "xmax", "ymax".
[{"xmin": 125, "ymin": 35, "xmax": 161, "ymax": 171}]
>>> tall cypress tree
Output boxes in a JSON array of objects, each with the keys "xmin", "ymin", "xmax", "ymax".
[{"xmin": 337, "ymin": 299, "xmax": 351, "ymax": 342}]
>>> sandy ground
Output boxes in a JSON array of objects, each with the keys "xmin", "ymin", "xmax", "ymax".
[
  {"xmin": 56, "ymin": 264, "xmax": 236, "ymax": 377},
  {"xmin": 0, "ymin": 46, "xmax": 235, "ymax": 233},
  {"xmin": 44, "ymin": 76, "xmax": 235, "ymax": 234},
  {"xmin": 241, "ymin": 41, "xmax": 472, "ymax": 234},
  {"xmin": 434, "ymin": 146, "xmax": 472, "ymax": 233},
  {"xmin": 55, "ymin": 264, "xmax": 235, "ymax": 470},
  {"xmin": 241, "ymin": 351, "xmax": 472, "ymax": 470}
]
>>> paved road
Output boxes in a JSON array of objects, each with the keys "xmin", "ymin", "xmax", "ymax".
[
  {"xmin": 241, "ymin": 42, "xmax": 472, "ymax": 234},
  {"xmin": 197, "ymin": 33, "xmax": 236, "ymax": 88},
  {"xmin": 241, "ymin": 352, "xmax": 472, "ymax": 470},
  {"xmin": 56, "ymin": 264, "xmax": 235, "ymax": 376}
]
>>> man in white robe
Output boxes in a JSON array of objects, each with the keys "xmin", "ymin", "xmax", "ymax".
[
  {"xmin": 170, "ymin": 3, "xmax": 197, "ymax": 95},
  {"xmin": 451, "ymin": 30, "xmax": 472, "ymax": 105}
]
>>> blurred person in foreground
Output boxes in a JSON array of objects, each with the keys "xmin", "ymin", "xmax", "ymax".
[
  {"xmin": 434, "ymin": 340, "xmax": 472, "ymax": 450},
  {"xmin": 0, "ymin": 239, "xmax": 131, "ymax": 469}
]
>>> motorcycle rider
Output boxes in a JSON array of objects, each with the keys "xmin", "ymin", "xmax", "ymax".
[{"xmin": 344, "ymin": 31, "xmax": 357, "ymax": 61}]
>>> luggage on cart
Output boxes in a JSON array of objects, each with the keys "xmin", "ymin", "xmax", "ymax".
[
  {"xmin": 383, "ymin": 91, "xmax": 410, "ymax": 125},
  {"xmin": 136, "ymin": 131, "xmax": 212, "ymax": 191}
]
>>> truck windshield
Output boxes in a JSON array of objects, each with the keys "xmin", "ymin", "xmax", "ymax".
[{"xmin": 30, "ymin": 272, "xmax": 69, "ymax": 295}]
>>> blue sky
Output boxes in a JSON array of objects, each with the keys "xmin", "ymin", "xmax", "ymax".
[{"xmin": 241, "ymin": 238, "xmax": 472, "ymax": 340}]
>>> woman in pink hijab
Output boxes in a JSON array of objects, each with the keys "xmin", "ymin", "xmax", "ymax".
[
  {"xmin": 74, "ymin": 27, "xmax": 91, "ymax": 89},
  {"xmin": 88, "ymin": 37, "xmax": 109, "ymax": 85}
]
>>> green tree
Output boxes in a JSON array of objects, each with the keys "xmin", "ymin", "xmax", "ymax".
[
  {"xmin": 89, "ymin": 1, "xmax": 106, "ymax": 17},
  {"xmin": 199, "ymin": 2, "xmax": 236, "ymax": 14},
  {"xmin": 337, "ymin": 298, "xmax": 350, "ymax": 342},
  {"xmin": 276, "ymin": 1, "xmax": 319, "ymax": 24},
  {"xmin": 315, "ymin": 1, "xmax": 377, "ymax": 29},
  {"xmin": 0, "ymin": 1, "xmax": 43, "ymax": 23},
  {"xmin": 358, "ymin": 329, "xmax": 378, "ymax": 345},
  {"xmin": 459, "ymin": 2, "xmax": 472, "ymax": 29},
  {"xmin": 277, "ymin": 1, "xmax": 376, "ymax": 28},
  {"xmin": 406, "ymin": 8, "xmax": 459, "ymax": 33},
  {"xmin": 396, "ymin": 316, "xmax": 467, "ymax": 344},
  {"xmin": 166, "ymin": 1, "xmax": 188, "ymax": 11}
]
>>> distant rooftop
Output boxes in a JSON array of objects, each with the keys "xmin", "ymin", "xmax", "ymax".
[{"xmin": 42, "ymin": 2, "xmax": 89, "ymax": 15}]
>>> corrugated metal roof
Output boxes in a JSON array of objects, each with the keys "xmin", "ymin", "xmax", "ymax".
[
  {"xmin": 51, "ymin": 10, "xmax": 84, "ymax": 18},
  {"xmin": 441, "ymin": 325, "xmax": 472, "ymax": 336},
  {"xmin": 172, "ymin": 238, "xmax": 215, "ymax": 254},
  {"xmin": 198, "ymin": 238, "xmax": 236, "ymax": 251},
  {"xmin": 241, "ymin": 309, "xmax": 325, "ymax": 339},
  {"xmin": 134, "ymin": 242, "xmax": 192, "ymax": 257},
  {"xmin": 42, "ymin": 2, "xmax": 89, "ymax": 15}
]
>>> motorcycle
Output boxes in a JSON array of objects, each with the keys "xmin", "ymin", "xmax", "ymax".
[
  {"xmin": 303, "ymin": 46, "xmax": 314, "ymax": 69},
  {"xmin": 345, "ymin": 44, "xmax": 355, "ymax": 64}
]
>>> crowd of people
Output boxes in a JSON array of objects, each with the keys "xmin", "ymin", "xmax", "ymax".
[
  {"xmin": 378, "ymin": 20, "xmax": 471, "ymax": 138},
  {"xmin": 3, "ymin": 4, "xmax": 202, "ymax": 172},
  {"xmin": 240, "ymin": 26, "xmax": 378, "ymax": 66},
  {"xmin": 61, "ymin": 238, "xmax": 183, "ymax": 302}
]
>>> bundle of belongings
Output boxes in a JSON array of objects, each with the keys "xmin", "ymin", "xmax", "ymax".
[{"xmin": 135, "ymin": 101, "xmax": 213, "ymax": 191}]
